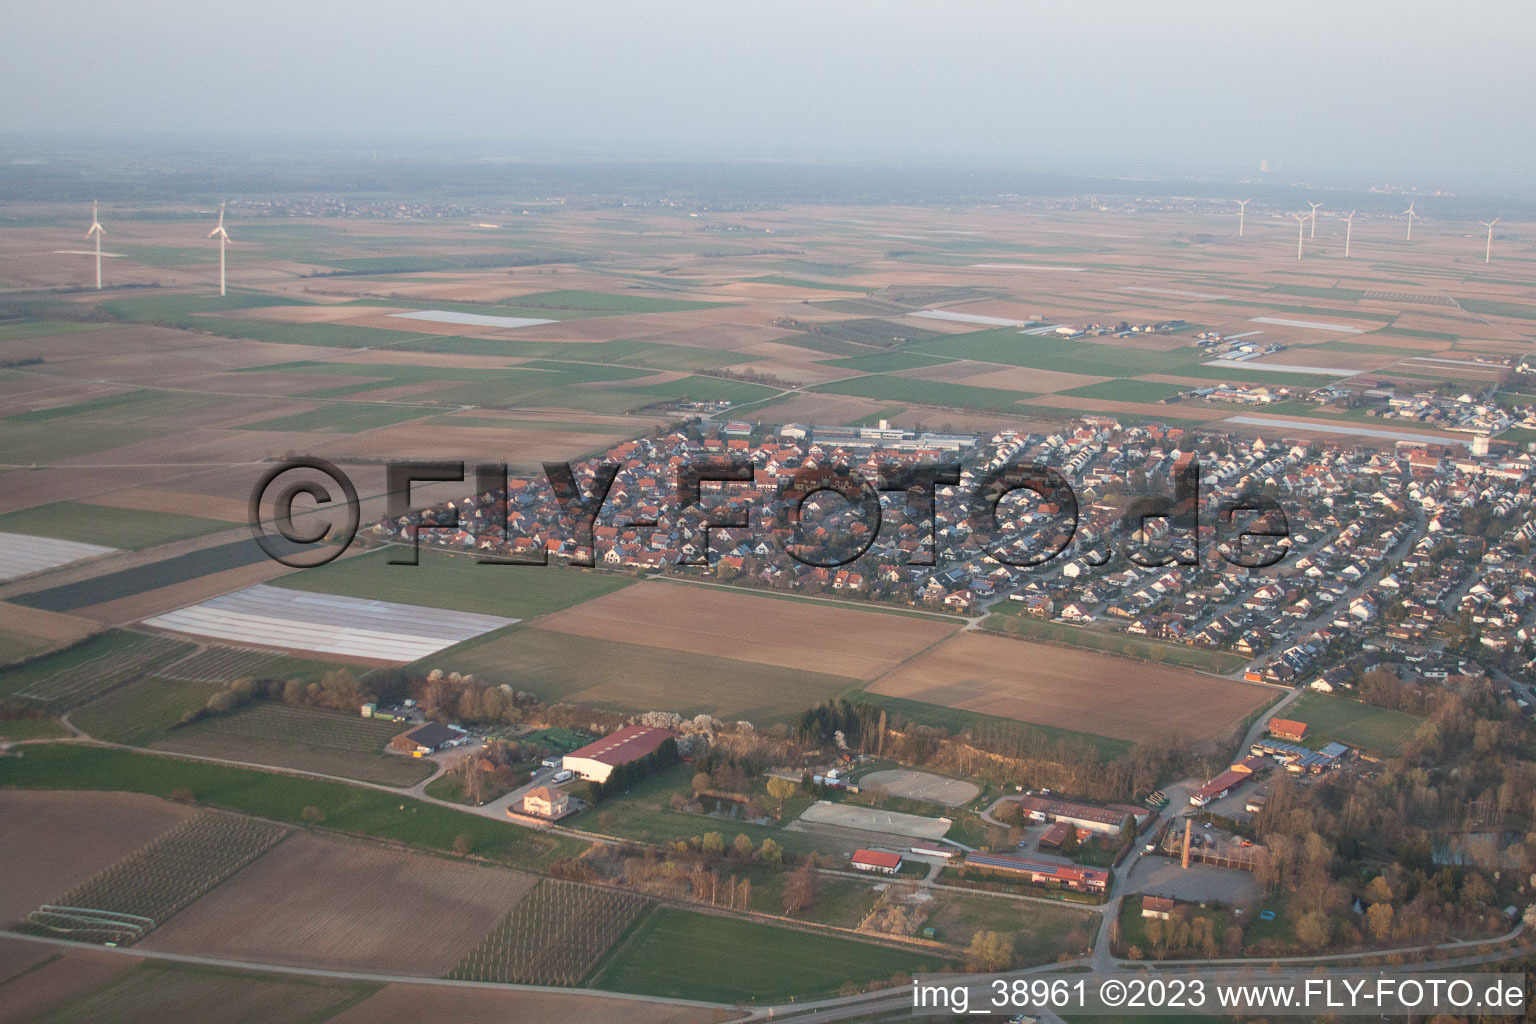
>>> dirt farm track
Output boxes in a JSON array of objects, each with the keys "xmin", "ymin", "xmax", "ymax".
[{"xmin": 868, "ymin": 632, "xmax": 1271, "ymax": 743}]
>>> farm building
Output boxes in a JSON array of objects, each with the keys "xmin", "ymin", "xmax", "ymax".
[
  {"xmin": 521, "ymin": 786, "xmax": 570, "ymax": 819},
  {"xmin": 391, "ymin": 721, "xmax": 456, "ymax": 755},
  {"xmin": 1037, "ymin": 820, "xmax": 1088, "ymax": 850},
  {"xmin": 562, "ymin": 724, "xmax": 676, "ymax": 784},
  {"xmin": 1189, "ymin": 763, "xmax": 1261, "ymax": 807},
  {"xmin": 1268, "ymin": 718, "xmax": 1309, "ymax": 742},
  {"xmin": 1251, "ymin": 737, "xmax": 1310, "ymax": 760},
  {"xmin": 1142, "ymin": 896, "xmax": 1175, "ymax": 920},
  {"xmin": 962, "ymin": 852, "xmax": 1108, "ymax": 894},
  {"xmin": 909, "ymin": 841, "xmax": 956, "ymax": 860},
  {"xmin": 850, "ymin": 849, "xmax": 903, "ymax": 875},
  {"xmin": 1017, "ymin": 795, "xmax": 1133, "ymax": 836}
]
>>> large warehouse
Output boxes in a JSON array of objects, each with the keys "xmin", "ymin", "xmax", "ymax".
[{"xmin": 562, "ymin": 724, "xmax": 676, "ymax": 784}]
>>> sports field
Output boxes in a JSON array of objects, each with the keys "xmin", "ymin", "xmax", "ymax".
[
  {"xmin": 1288, "ymin": 692, "xmax": 1423, "ymax": 756},
  {"xmin": 533, "ymin": 582, "xmax": 959, "ymax": 680},
  {"xmin": 867, "ymin": 632, "xmax": 1270, "ymax": 743}
]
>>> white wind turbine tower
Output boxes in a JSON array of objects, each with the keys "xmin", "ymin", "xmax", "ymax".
[
  {"xmin": 1343, "ymin": 209, "xmax": 1356, "ymax": 259},
  {"xmin": 1307, "ymin": 200, "xmax": 1323, "ymax": 238},
  {"xmin": 1293, "ymin": 212, "xmax": 1307, "ymax": 260},
  {"xmin": 85, "ymin": 200, "xmax": 105, "ymax": 290},
  {"xmin": 1403, "ymin": 201, "xmax": 1417, "ymax": 242},
  {"xmin": 1236, "ymin": 198, "xmax": 1251, "ymax": 236},
  {"xmin": 1479, "ymin": 217, "xmax": 1500, "ymax": 264},
  {"xmin": 208, "ymin": 202, "xmax": 230, "ymax": 296}
]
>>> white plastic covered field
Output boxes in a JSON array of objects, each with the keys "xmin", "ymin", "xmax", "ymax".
[
  {"xmin": 143, "ymin": 584, "xmax": 517, "ymax": 662},
  {"xmin": 0, "ymin": 531, "xmax": 117, "ymax": 582}
]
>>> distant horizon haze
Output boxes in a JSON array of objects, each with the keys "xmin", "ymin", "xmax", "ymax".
[{"xmin": 2, "ymin": 1, "xmax": 1532, "ymax": 195}]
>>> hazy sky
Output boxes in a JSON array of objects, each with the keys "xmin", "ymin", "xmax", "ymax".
[{"xmin": 5, "ymin": 1, "xmax": 1532, "ymax": 190}]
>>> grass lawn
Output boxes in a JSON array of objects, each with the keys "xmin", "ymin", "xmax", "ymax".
[
  {"xmin": 924, "ymin": 890, "xmax": 1094, "ymax": 963},
  {"xmin": 440, "ymin": 627, "xmax": 862, "ymax": 724},
  {"xmin": 983, "ymin": 607, "xmax": 1248, "ymax": 674},
  {"xmin": 0, "ymin": 500, "xmax": 234, "ymax": 549},
  {"xmin": 151, "ymin": 703, "xmax": 434, "ymax": 786},
  {"xmin": 272, "ymin": 548, "xmax": 632, "ymax": 620},
  {"xmin": 588, "ymin": 906, "xmax": 949, "ymax": 1002},
  {"xmin": 1287, "ymin": 692, "xmax": 1422, "ymax": 756},
  {"xmin": 748, "ymin": 867, "xmax": 880, "ymax": 928},
  {"xmin": 0, "ymin": 743, "xmax": 584, "ymax": 871}
]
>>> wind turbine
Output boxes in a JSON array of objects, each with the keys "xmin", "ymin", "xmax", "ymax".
[
  {"xmin": 1293, "ymin": 212, "xmax": 1307, "ymax": 260},
  {"xmin": 85, "ymin": 200, "xmax": 105, "ymax": 290},
  {"xmin": 1343, "ymin": 209, "xmax": 1356, "ymax": 259},
  {"xmin": 1480, "ymin": 218, "xmax": 1500, "ymax": 264},
  {"xmin": 1236, "ymin": 198, "xmax": 1251, "ymax": 237},
  {"xmin": 1403, "ymin": 201, "xmax": 1417, "ymax": 242},
  {"xmin": 207, "ymin": 202, "xmax": 230, "ymax": 297},
  {"xmin": 1307, "ymin": 201, "xmax": 1323, "ymax": 238}
]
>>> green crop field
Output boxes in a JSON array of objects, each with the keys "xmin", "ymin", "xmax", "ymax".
[
  {"xmin": 152, "ymin": 703, "xmax": 434, "ymax": 786},
  {"xmin": 0, "ymin": 744, "xmax": 585, "ymax": 870},
  {"xmin": 0, "ymin": 631, "xmax": 197, "ymax": 711},
  {"xmin": 440, "ymin": 627, "xmax": 861, "ymax": 723},
  {"xmin": 0, "ymin": 627, "xmax": 50, "ymax": 666},
  {"xmin": 0, "ymin": 500, "xmax": 233, "ymax": 549},
  {"xmin": 983, "ymin": 607, "xmax": 1248, "ymax": 674},
  {"xmin": 71, "ymin": 676, "xmax": 221, "ymax": 746},
  {"xmin": 589, "ymin": 906, "xmax": 949, "ymax": 1002},
  {"xmin": 910, "ymin": 330, "xmax": 1204, "ymax": 377},
  {"xmin": 819, "ymin": 351, "xmax": 957, "ymax": 372},
  {"xmin": 850, "ymin": 692, "xmax": 1132, "ymax": 763},
  {"xmin": 22, "ymin": 961, "xmax": 378, "ymax": 1024},
  {"xmin": 1287, "ymin": 692, "xmax": 1422, "ymax": 756},
  {"xmin": 273, "ymin": 548, "xmax": 632, "ymax": 620},
  {"xmin": 923, "ymin": 890, "xmax": 1093, "ymax": 962},
  {"xmin": 1057, "ymin": 379, "xmax": 1186, "ymax": 403},
  {"xmin": 497, "ymin": 289, "xmax": 730, "ymax": 313},
  {"xmin": 807, "ymin": 373, "xmax": 1033, "ymax": 412},
  {"xmin": 236, "ymin": 402, "xmax": 439, "ymax": 433}
]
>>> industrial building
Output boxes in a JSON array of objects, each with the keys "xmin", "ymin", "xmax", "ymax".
[
  {"xmin": 1017, "ymin": 795, "xmax": 1136, "ymax": 836},
  {"xmin": 561, "ymin": 724, "xmax": 676, "ymax": 784},
  {"xmin": 962, "ymin": 852, "xmax": 1109, "ymax": 894}
]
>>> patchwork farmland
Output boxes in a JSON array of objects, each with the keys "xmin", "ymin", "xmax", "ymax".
[
  {"xmin": 867, "ymin": 632, "xmax": 1272, "ymax": 743},
  {"xmin": 151, "ymin": 703, "xmax": 435, "ymax": 785},
  {"xmin": 142, "ymin": 832, "xmax": 539, "ymax": 974},
  {"xmin": 531, "ymin": 582, "xmax": 959, "ymax": 679},
  {"xmin": 449, "ymin": 878, "xmax": 649, "ymax": 986},
  {"xmin": 17, "ymin": 811, "xmax": 290, "ymax": 945}
]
